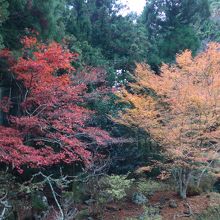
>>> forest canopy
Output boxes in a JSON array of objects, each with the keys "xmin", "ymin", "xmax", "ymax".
[{"xmin": 0, "ymin": 0, "xmax": 220, "ymax": 219}]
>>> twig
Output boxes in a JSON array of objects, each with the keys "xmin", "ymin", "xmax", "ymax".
[
  {"xmin": 173, "ymin": 202, "xmax": 193, "ymax": 219},
  {"xmin": 31, "ymin": 172, "xmax": 64, "ymax": 220},
  {"xmin": 0, "ymin": 193, "xmax": 11, "ymax": 220}
]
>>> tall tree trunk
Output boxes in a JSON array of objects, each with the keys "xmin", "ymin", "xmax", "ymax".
[{"xmin": 174, "ymin": 168, "xmax": 192, "ymax": 199}]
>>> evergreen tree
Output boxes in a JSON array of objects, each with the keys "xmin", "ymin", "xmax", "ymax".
[
  {"xmin": 141, "ymin": 0, "xmax": 210, "ymax": 71},
  {"xmin": 0, "ymin": 0, "xmax": 9, "ymax": 49},
  {"xmin": 1, "ymin": 0, "xmax": 66, "ymax": 49},
  {"xmin": 66, "ymin": 0, "xmax": 91, "ymax": 41},
  {"xmin": 66, "ymin": 0, "xmax": 148, "ymax": 71},
  {"xmin": 198, "ymin": 0, "xmax": 220, "ymax": 45}
]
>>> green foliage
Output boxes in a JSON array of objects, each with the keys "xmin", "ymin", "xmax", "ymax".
[
  {"xmin": 196, "ymin": 205, "xmax": 220, "ymax": 220},
  {"xmin": 75, "ymin": 209, "xmax": 90, "ymax": 220},
  {"xmin": 187, "ymin": 185, "xmax": 203, "ymax": 197},
  {"xmin": 89, "ymin": 13, "xmax": 148, "ymax": 70},
  {"xmin": 132, "ymin": 192, "xmax": 148, "ymax": 205},
  {"xmin": 31, "ymin": 192, "xmax": 48, "ymax": 211},
  {"xmin": 197, "ymin": 207, "xmax": 220, "ymax": 220},
  {"xmin": 63, "ymin": 181, "xmax": 87, "ymax": 204},
  {"xmin": 140, "ymin": 206, "xmax": 162, "ymax": 220},
  {"xmin": 66, "ymin": 0, "xmax": 148, "ymax": 71},
  {"xmin": 155, "ymin": 26, "xmax": 199, "ymax": 64},
  {"xmin": 135, "ymin": 179, "xmax": 167, "ymax": 197},
  {"xmin": 66, "ymin": 35, "xmax": 109, "ymax": 69},
  {"xmin": 140, "ymin": 0, "xmax": 210, "ymax": 70},
  {"xmin": 0, "ymin": 0, "xmax": 9, "ymax": 24},
  {"xmin": 2, "ymin": 0, "xmax": 65, "ymax": 49},
  {"xmin": 199, "ymin": 173, "xmax": 217, "ymax": 193},
  {"xmin": 142, "ymin": 0, "xmax": 210, "ymax": 35},
  {"xmin": 187, "ymin": 172, "xmax": 217, "ymax": 196},
  {"xmin": 199, "ymin": 19, "xmax": 220, "ymax": 42},
  {"xmin": 83, "ymin": 175, "xmax": 134, "ymax": 218},
  {"xmin": 66, "ymin": 0, "xmax": 91, "ymax": 41},
  {"xmin": 126, "ymin": 206, "xmax": 162, "ymax": 220},
  {"xmin": 101, "ymin": 174, "xmax": 134, "ymax": 201},
  {"xmin": 197, "ymin": 1, "xmax": 220, "ymax": 43},
  {"xmin": 209, "ymin": 0, "xmax": 220, "ymax": 17},
  {"xmin": 0, "ymin": 0, "xmax": 9, "ymax": 48}
]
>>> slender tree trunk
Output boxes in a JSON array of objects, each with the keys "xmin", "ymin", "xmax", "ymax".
[
  {"xmin": 179, "ymin": 183, "xmax": 187, "ymax": 199},
  {"xmin": 0, "ymin": 86, "xmax": 3, "ymax": 125},
  {"xmin": 174, "ymin": 168, "xmax": 192, "ymax": 199}
]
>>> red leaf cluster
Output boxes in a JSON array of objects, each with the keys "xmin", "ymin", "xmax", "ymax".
[{"xmin": 0, "ymin": 37, "xmax": 113, "ymax": 172}]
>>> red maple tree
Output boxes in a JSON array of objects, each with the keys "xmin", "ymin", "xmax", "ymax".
[{"xmin": 0, "ymin": 37, "xmax": 113, "ymax": 173}]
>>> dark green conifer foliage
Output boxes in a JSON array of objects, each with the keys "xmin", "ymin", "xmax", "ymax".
[
  {"xmin": 141, "ymin": 0, "xmax": 210, "ymax": 70},
  {"xmin": 1, "ymin": 0, "xmax": 65, "ymax": 49},
  {"xmin": 66, "ymin": 0, "xmax": 91, "ymax": 41},
  {"xmin": 198, "ymin": 0, "xmax": 220, "ymax": 43},
  {"xmin": 0, "ymin": 0, "xmax": 9, "ymax": 49},
  {"xmin": 66, "ymin": 0, "xmax": 148, "ymax": 71}
]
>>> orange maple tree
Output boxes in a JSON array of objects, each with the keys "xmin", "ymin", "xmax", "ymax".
[{"xmin": 114, "ymin": 43, "xmax": 220, "ymax": 198}]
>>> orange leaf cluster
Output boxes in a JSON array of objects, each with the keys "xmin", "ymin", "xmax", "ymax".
[{"xmin": 114, "ymin": 43, "xmax": 220, "ymax": 167}]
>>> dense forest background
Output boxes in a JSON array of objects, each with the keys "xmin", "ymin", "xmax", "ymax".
[{"xmin": 1, "ymin": 0, "xmax": 220, "ymax": 219}]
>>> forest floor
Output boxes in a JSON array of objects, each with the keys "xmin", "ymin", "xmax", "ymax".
[{"xmin": 100, "ymin": 191, "xmax": 220, "ymax": 220}]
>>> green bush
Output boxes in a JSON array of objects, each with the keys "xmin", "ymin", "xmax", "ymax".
[
  {"xmin": 187, "ymin": 185, "xmax": 203, "ymax": 197},
  {"xmin": 135, "ymin": 179, "xmax": 167, "ymax": 197},
  {"xmin": 126, "ymin": 206, "xmax": 162, "ymax": 220},
  {"xmin": 196, "ymin": 206, "xmax": 220, "ymax": 220},
  {"xmin": 187, "ymin": 172, "xmax": 217, "ymax": 196},
  {"xmin": 198, "ymin": 173, "xmax": 217, "ymax": 193},
  {"xmin": 75, "ymin": 209, "xmax": 90, "ymax": 220},
  {"xmin": 140, "ymin": 206, "xmax": 162, "ymax": 220},
  {"xmin": 101, "ymin": 174, "xmax": 134, "ymax": 201},
  {"xmin": 31, "ymin": 192, "xmax": 48, "ymax": 211},
  {"xmin": 69, "ymin": 181, "xmax": 87, "ymax": 203},
  {"xmin": 84, "ymin": 174, "xmax": 134, "ymax": 218}
]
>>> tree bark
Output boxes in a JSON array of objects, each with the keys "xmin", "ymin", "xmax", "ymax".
[{"xmin": 175, "ymin": 168, "xmax": 192, "ymax": 199}]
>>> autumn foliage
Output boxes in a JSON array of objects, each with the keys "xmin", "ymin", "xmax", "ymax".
[
  {"xmin": 0, "ymin": 37, "xmax": 113, "ymax": 173},
  {"xmin": 114, "ymin": 43, "xmax": 220, "ymax": 197}
]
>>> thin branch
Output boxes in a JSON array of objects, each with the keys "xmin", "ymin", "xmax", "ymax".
[{"xmin": 31, "ymin": 172, "xmax": 64, "ymax": 220}]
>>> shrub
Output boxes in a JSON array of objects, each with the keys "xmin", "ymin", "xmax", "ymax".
[
  {"xmin": 187, "ymin": 172, "xmax": 217, "ymax": 196},
  {"xmin": 101, "ymin": 174, "xmax": 134, "ymax": 201},
  {"xmin": 132, "ymin": 192, "xmax": 148, "ymax": 205},
  {"xmin": 68, "ymin": 181, "xmax": 87, "ymax": 203},
  {"xmin": 126, "ymin": 206, "xmax": 162, "ymax": 220},
  {"xmin": 31, "ymin": 192, "xmax": 48, "ymax": 211},
  {"xmin": 84, "ymin": 174, "xmax": 134, "ymax": 218},
  {"xmin": 140, "ymin": 206, "xmax": 162, "ymax": 220},
  {"xmin": 196, "ymin": 206, "xmax": 220, "ymax": 220},
  {"xmin": 187, "ymin": 185, "xmax": 203, "ymax": 197},
  {"xmin": 198, "ymin": 173, "xmax": 217, "ymax": 193},
  {"xmin": 135, "ymin": 179, "xmax": 167, "ymax": 197}
]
